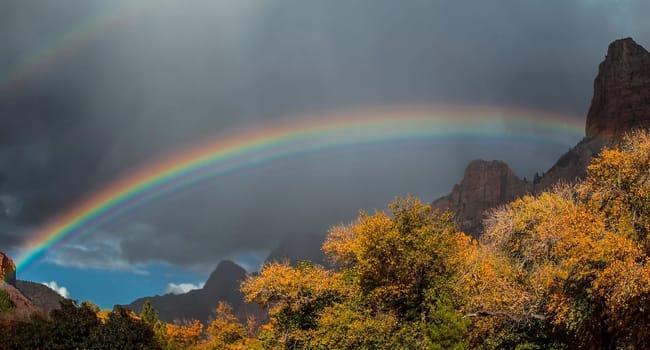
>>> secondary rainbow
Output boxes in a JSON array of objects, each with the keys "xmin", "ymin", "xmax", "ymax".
[
  {"xmin": 14, "ymin": 105, "xmax": 584, "ymax": 273},
  {"xmin": 0, "ymin": 1, "xmax": 150, "ymax": 90}
]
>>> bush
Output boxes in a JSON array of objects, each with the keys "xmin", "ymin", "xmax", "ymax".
[{"xmin": 0, "ymin": 289, "xmax": 15, "ymax": 313}]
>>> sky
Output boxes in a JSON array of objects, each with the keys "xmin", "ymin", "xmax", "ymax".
[{"xmin": 1, "ymin": 0, "xmax": 649, "ymax": 309}]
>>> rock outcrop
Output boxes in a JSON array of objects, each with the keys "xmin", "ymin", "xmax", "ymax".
[
  {"xmin": 534, "ymin": 137, "xmax": 605, "ymax": 190},
  {"xmin": 16, "ymin": 281, "xmax": 64, "ymax": 314},
  {"xmin": 432, "ymin": 160, "xmax": 532, "ymax": 234},
  {"xmin": 0, "ymin": 251, "xmax": 16, "ymax": 286},
  {"xmin": 586, "ymin": 38, "xmax": 650, "ymax": 138}
]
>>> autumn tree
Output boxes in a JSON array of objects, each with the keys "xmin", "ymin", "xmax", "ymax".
[
  {"xmin": 242, "ymin": 196, "xmax": 472, "ymax": 349},
  {"xmin": 162, "ymin": 319, "xmax": 204, "ymax": 349},
  {"xmin": 242, "ymin": 260, "xmax": 346, "ymax": 349},
  {"xmin": 465, "ymin": 130, "xmax": 650, "ymax": 349},
  {"xmin": 459, "ymin": 187, "xmax": 588, "ymax": 348},
  {"xmin": 205, "ymin": 301, "xmax": 250, "ymax": 349},
  {"xmin": 581, "ymin": 130, "xmax": 650, "ymax": 243},
  {"xmin": 577, "ymin": 131, "xmax": 650, "ymax": 348},
  {"xmin": 321, "ymin": 196, "xmax": 470, "ymax": 349}
]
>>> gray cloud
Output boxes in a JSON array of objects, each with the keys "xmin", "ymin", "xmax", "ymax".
[
  {"xmin": 1, "ymin": 1, "xmax": 649, "ymax": 270},
  {"xmin": 46, "ymin": 226, "xmax": 150, "ymax": 274}
]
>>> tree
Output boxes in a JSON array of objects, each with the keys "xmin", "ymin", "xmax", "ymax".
[
  {"xmin": 322, "ymin": 196, "xmax": 470, "ymax": 348},
  {"xmin": 140, "ymin": 299, "xmax": 167, "ymax": 347},
  {"xmin": 91, "ymin": 305, "xmax": 161, "ymax": 350},
  {"xmin": 48, "ymin": 299, "xmax": 101, "ymax": 350},
  {"xmin": 162, "ymin": 319, "xmax": 203, "ymax": 350},
  {"xmin": 140, "ymin": 300, "xmax": 159, "ymax": 328},
  {"xmin": 242, "ymin": 260, "xmax": 346, "ymax": 349},
  {"xmin": 577, "ymin": 131, "xmax": 650, "ymax": 348},
  {"xmin": 461, "ymin": 187, "xmax": 591, "ymax": 348},
  {"xmin": 242, "ymin": 196, "xmax": 471, "ymax": 349},
  {"xmin": 464, "ymin": 131, "xmax": 650, "ymax": 349},
  {"xmin": 0, "ymin": 314, "xmax": 52, "ymax": 350},
  {"xmin": 581, "ymin": 130, "xmax": 650, "ymax": 244},
  {"xmin": 206, "ymin": 301, "xmax": 249, "ymax": 349}
]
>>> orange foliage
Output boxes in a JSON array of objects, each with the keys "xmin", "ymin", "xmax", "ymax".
[{"xmin": 164, "ymin": 319, "xmax": 203, "ymax": 348}]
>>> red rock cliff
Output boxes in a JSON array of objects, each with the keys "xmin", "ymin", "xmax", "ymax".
[
  {"xmin": 0, "ymin": 251, "xmax": 16, "ymax": 286},
  {"xmin": 586, "ymin": 38, "xmax": 650, "ymax": 138},
  {"xmin": 432, "ymin": 160, "xmax": 531, "ymax": 234}
]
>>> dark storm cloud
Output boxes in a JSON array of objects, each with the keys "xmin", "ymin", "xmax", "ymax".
[{"xmin": 1, "ymin": 0, "xmax": 649, "ymax": 270}]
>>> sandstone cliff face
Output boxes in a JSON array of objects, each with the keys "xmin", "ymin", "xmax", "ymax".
[
  {"xmin": 432, "ymin": 160, "xmax": 531, "ymax": 235},
  {"xmin": 586, "ymin": 38, "xmax": 650, "ymax": 138},
  {"xmin": 0, "ymin": 251, "xmax": 16, "ymax": 286},
  {"xmin": 535, "ymin": 137, "xmax": 605, "ymax": 190}
]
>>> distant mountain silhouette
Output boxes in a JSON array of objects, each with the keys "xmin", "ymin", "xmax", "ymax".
[{"xmin": 124, "ymin": 260, "xmax": 263, "ymax": 325}]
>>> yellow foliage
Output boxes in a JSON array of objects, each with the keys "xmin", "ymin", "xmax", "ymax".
[
  {"xmin": 96, "ymin": 309, "xmax": 111, "ymax": 323},
  {"xmin": 241, "ymin": 261, "xmax": 347, "ymax": 314},
  {"xmin": 467, "ymin": 131, "xmax": 650, "ymax": 348},
  {"xmin": 240, "ymin": 261, "xmax": 347, "ymax": 348},
  {"xmin": 205, "ymin": 301, "xmax": 248, "ymax": 349},
  {"xmin": 324, "ymin": 196, "xmax": 468, "ymax": 313},
  {"xmin": 163, "ymin": 319, "xmax": 204, "ymax": 349}
]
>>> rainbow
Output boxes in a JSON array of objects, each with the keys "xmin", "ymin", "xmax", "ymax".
[
  {"xmin": 14, "ymin": 105, "xmax": 584, "ymax": 273},
  {"xmin": 0, "ymin": 1, "xmax": 149, "ymax": 90}
]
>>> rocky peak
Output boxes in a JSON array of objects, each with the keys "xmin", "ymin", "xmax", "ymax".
[
  {"xmin": 124, "ymin": 260, "xmax": 261, "ymax": 325},
  {"xmin": 586, "ymin": 38, "xmax": 650, "ymax": 138},
  {"xmin": 432, "ymin": 160, "xmax": 531, "ymax": 235},
  {"xmin": 203, "ymin": 260, "xmax": 246, "ymax": 294},
  {"xmin": 0, "ymin": 251, "xmax": 16, "ymax": 286}
]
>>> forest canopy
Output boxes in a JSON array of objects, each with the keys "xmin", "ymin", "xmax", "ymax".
[{"xmin": 241, "ymin": 131, "xmax": 650, "ymax": 349}]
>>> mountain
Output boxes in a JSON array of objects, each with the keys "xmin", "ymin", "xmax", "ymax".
[
  {"xmin": 15, "ymin": 281, "xmax": 64, "ymax": 314},
  {"xmin": 124, "ymin": 232, "xmax": 330, "ymax": 325},
  {"xmin": 433, "ymin": 37, "xmax": 650, "ymax": 235},
  {"xmin": 125, "ymin": 260, "xmax": 263, "ymax": 325}
]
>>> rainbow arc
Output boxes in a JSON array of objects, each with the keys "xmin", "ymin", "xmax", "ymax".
[{"xmin": 14, "ymin": 105, "xmax": 584, "ymax": 273}]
